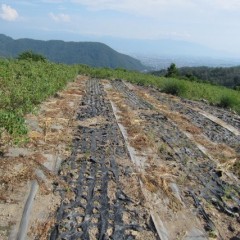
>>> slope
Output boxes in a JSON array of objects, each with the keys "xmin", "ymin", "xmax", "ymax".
[{"xmin": 0, "ymin": 34, "xmax": 145, "ymax": 70}]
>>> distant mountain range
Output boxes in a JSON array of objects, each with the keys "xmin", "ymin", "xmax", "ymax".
[
  {"xmin": 0, "ymin": 34, "xmax": 145, "ymax": 70},
  {"xmin": 99, "ymin": 37, "xmax": 228, "ymax": 58}
]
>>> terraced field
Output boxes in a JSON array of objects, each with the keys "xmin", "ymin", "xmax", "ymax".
[
  {"xmin": 1, "ymin": 77, "xmax": 239, "ymax": 240},
  {"xmin": 51, "ymin": 78, "xmax": 240, "ymax": 240}
]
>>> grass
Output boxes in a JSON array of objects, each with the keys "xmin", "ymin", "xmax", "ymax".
[
  {"xmin": 218, "ymin": 94, "xmax": 238, "ymax": 109},
  {"xmin": 1, "ymin": 58, "xmax": 240, "ymax": 142},
  {"xmin": 0, "ymin": 58, "xmax": 78, "ymax": 140}
]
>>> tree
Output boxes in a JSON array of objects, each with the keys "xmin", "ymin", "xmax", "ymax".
[
  {"xmin": 17, "ymin": 51, "xmax": 47, "ymax": 62},
  {"xmin": 165, "ymin": 63, "xmax": 179, "ymax": 78}
]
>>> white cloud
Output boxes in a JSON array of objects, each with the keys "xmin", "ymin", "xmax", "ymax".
[
  {"xmin": 73, "ymin": 1, "xmax": 192, "ymax": 11},
  {"xmin": 71, "ymin": 0, "xmax": 170, "ymax": 14},
  {"xmin": 71, "ymin": 0, "xmax": 240, "ymax": 15},
  {"xmin": 49, "ymin": 12, "xmax": 70, "ymax": 22},
  {"xmin": 0, "ymin": 4, "xmax": 19, "ymax": 21}
]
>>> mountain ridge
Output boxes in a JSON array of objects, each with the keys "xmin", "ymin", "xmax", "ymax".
[{"xmin": 0, "ymin": 34, "xmax": 145, "ymax": 70}]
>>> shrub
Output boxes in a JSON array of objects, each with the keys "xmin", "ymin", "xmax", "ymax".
[
  {"xmin": 17, "ymin": 51, "xmax": 47, "ymax": 62},
  {"xmin": 0, "ymin": 59, "xmax": 78, "ymax": 138},
  {"xmin": 218, "ymin": 94, "xmax": 237, "ymax": 109},
  {"xmin": 161, "ymin": 81, "xmax": 186, "ymax": 96},
  {"xmin": 0, "ymin": 110, "xmax": 27, "ymax": 136}
]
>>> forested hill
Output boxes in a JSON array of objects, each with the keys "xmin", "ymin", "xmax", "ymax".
[
  {"xmin": 152, "ymin": 65, "xmax": 240, "ymax": 89},
  {"xmin": 0, "ymin": 34, "xmax": 145, "ymax": 70}
]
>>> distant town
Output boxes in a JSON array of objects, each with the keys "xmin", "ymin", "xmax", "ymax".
[{"xmin": 133, "ymin": 54, "xmax": 240, "ymax": 70}]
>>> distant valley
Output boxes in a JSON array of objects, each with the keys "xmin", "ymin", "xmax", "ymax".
[{"xmin": 133, "ymin": 54, "xmax": 240, "ymax": 70}]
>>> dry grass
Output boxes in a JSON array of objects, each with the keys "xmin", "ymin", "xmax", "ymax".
[
  {"xmin": 0, "ymin": 157, "xmax": 35, "ymax": 188},
  {"xmin": 108, "ymin": 89, "xmax": 154, "ymax": 151},
  {"xmin": 232, "ymin": 157, "xmax": 240, "ymax": 178},
  {"xmin": 105, "ymin": 85, "xmax": 182, "ymax": 211},
  {"xmin": 0, "ymin": 153, "xmax": 70, "ymax": 200},
  {"xmin": 184, "ymin": 125, "xmax": 202, "ymax": 134},
  {"xmin": 137, "ymin": 87, "xmax": 240, "ymax": 176},
  {"xmin": 139, "ymin": 91, "xmax": 203, "ymax": 135},
  {"xmin": 109, "ymin": 91, "xmax": 153, "ymax": 145},
  {"xmin": 130, "ymin": 134, "xmax": 150, "ymax": 151},
  {"xmin": 64, "ymin": 89, "xmax": 84, "ymax": 95},
  {"xmin": 140, "ymin": 165, "xmax": 182, "ymax": 211},
  {"xmin": 194, "ymin": 136, "xmax": 238, "ymax": 163},
  {"xmin": 77, "ymin": 116, "xmax": 108, "ymax": 128},
  {"xmin": 29, "ymin": 217, "xmax": 55, "ymax": 240}
]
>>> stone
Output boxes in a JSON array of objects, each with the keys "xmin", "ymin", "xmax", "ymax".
[{"xmin": 6, "ymin": 148, "xmax": 32, "ymax": 157}]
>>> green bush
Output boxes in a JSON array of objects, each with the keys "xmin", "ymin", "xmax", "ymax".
[
  {"xmin": 161, "ymin": 81, "xmax": 186, "ymax": 96},
  {"xmin": 0, "ymin": 58, "xmax": 78, "ymax": 138},
  {"xmin": 0, "ymin": 110, "xmax": 27, "ymax": 136},
  {"xmin": 218, "ymin": 94, "xmax": 237, "ymax": 109},
  {"xmin": 17, "ymin": 51, "xmax": 47, "ymax": 62}
]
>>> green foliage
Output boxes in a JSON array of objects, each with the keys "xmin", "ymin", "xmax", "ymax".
[
  {"xmin": 0, "ymin": 110, "xmax": 27, "ymax": 136},
  {"xmin": 152, "ymin": 65, "xmax": 240, "ymax": 89},
  {"xmin": 0, "ymin": 58, "xmax": 78, "ymax": 138},
  {"xmin": 165, "ymin": 63, "xmax": 179, "ymax": 78},
  {"xmin": 234, "ymin": 86, "xmax": 240, "ymax": 91},
  {"xmin": 218, "ymin": 94, "xmax": 237, "ymax": 109},
  {"xmin": 161, "ymin": 80, "xmax": 186, "ymax": 96},
  {"xmin": 17, "ymin": 51, "xmax": 47, "ymax": 62}
]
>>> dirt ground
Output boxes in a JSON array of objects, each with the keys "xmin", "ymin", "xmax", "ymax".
[
  {"xmin": 0, "ymin": 77, "xmax": 239, "ymax": 240},
  {"xmin": 0, "ymin": 76, "xmax": 88, "ymax": 239}
]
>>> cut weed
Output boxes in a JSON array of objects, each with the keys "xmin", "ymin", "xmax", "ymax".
[{"xmin": 140, "ymin": 165, "xmax": 182, "ymax": 211}]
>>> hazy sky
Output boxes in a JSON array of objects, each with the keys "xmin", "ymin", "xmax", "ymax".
[{"xmin": 1, "ymin": 0, "xmax": 240, "ymax": 56}]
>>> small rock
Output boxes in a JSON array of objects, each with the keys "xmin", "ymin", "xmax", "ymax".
[
  {"xmin": 228, "ymin": 224, "xmax": 235, "ymax": 232},
  {"xmin": 63, "ymin": 198, "xmax": 70, "ymax": 204},
  {"xmin": 130, "ymin": 230, "xmax": 140, "ymax": 237},
  {"xmin": 76, "ymin": 216, "xmax": 83, "ymax": 224},
  {"xmin": 6, "ymin": 148, "xmax": 32, "ymax": 157},
  {"xmin": 201, "ymin": 99, "xmax": 209, "ymax": 104},
  {"xmin": 50, "ymin": 124, "xmax": 64, "ymax": 132},
  {"xmin": 25, "ymin": 119, "xmax": 42, "ymax": 132},
  {"xmin": 124, "ymin": 166, "xmax": 133, "ymax": 176}
]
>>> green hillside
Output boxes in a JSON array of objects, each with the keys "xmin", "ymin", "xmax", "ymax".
[
  {"xmin": 152, "ymin": 65, "xmax": 240, "ymax": 89},
  {"xmin": 0, "ymin": 34, "xmax": 145, "ymax": 70}
]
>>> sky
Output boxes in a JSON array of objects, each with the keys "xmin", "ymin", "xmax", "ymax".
[{"xmin": 1, "ymin": 0, "xmax": 240, "ymax": 57}]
